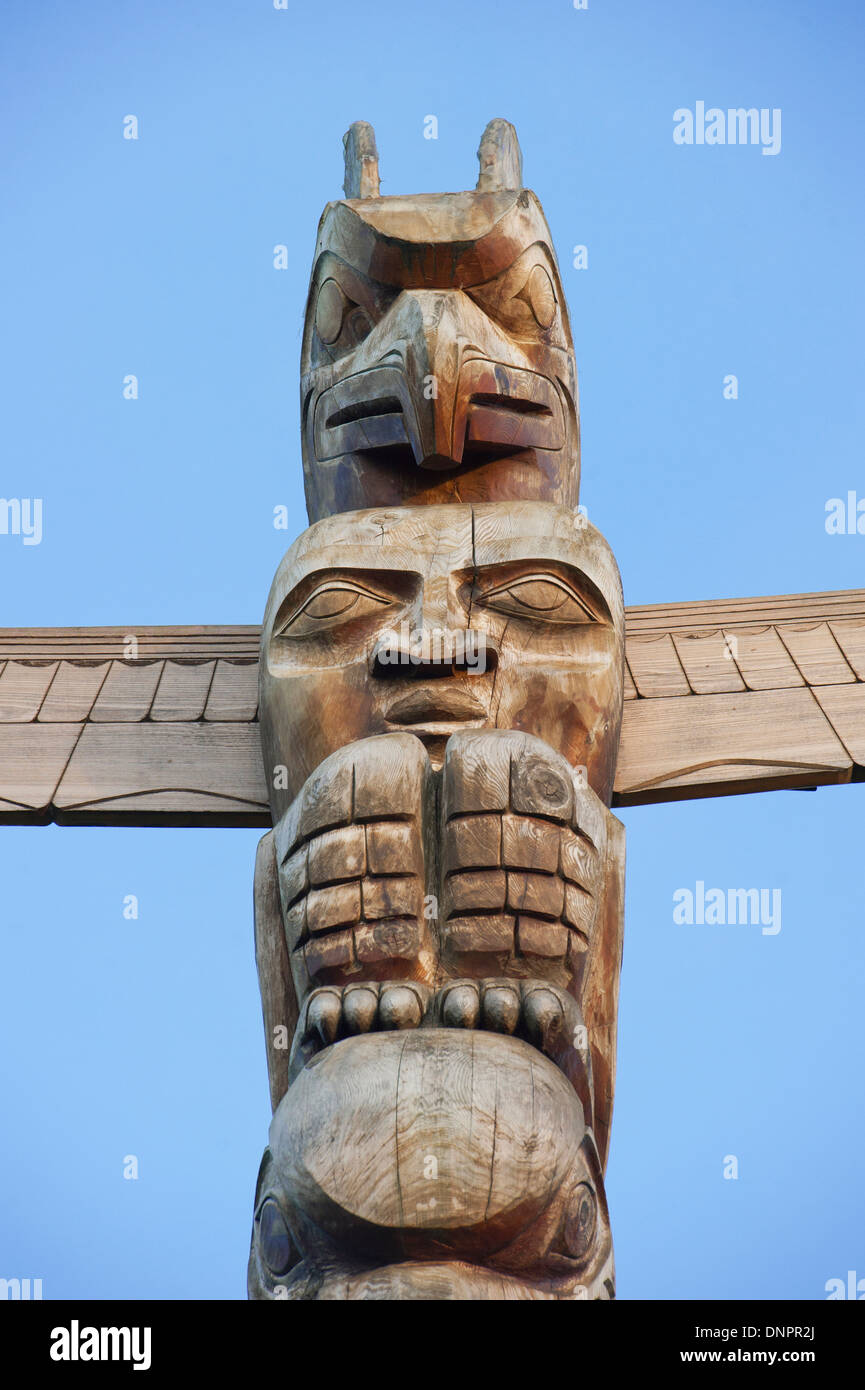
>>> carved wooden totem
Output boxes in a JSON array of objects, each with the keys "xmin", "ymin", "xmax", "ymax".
[{"xmin": 248, "ymin": 120, "xmax": 627, "ymax": 1300}]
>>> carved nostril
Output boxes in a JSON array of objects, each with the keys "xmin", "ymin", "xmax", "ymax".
[
  {"xmin": 371, "ymin": 648, "xmax": 496, "ymax": 680},
  {"xmin": 372, "ymin": 652, "xmax": 445, "ymax": 680}
]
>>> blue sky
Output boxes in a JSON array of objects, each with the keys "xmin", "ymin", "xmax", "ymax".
[{"xmin": 1, "ymin": 0, "xmax": 862, "ymax": 1299}]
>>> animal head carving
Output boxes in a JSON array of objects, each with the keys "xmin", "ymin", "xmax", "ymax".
[
  {"xmin": 248, "ymin": 1032, "xmax": 614, "ymax": 1301},
  {"xmin": 300, "ymin": 120, "xmax": 580, "ymax": 521}
]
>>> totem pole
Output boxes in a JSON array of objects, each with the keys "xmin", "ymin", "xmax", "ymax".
[{"xmin": 247, "ymin": 119, "xmax": 627, "ymax": 1300}]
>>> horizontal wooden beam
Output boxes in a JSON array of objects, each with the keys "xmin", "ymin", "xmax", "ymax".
[{"xmin": 0, "ymin": 590, "xmax": 862, "ymax": 824}]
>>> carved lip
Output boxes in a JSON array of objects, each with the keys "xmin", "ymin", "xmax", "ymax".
[{"xmin": 383, "ymin": 687, "xmax": 487, "ymax": 723}]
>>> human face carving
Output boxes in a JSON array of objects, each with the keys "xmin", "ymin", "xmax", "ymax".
[{"xmin": 260, "ymin": 502, "xmax": 624, "ymax": 814}]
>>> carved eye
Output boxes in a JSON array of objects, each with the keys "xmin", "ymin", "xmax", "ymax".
[
  {"xmin": 563, "ymin": 1184, "xmax": 597, "ymax": 1263},
  {"xmin": 315, "ymin": 279, "xmax": 349, "ymax": 343},
  {"xmin": 275, "ymin": 581, "xmax": 389, "ymax": 638},
  {"xmin": 315, "ymin": 280, "xmax": 373, "ymax": 348},
  {"xmin": 515, "ymin": 265, "xmax": 557, "ymax": 328},
  {"xmin": 258, "ymin": 1198, "xmax": 296, "ymax": 1276},
  {"xmin": 477, "ymin": 573, "xmax": 597, "ymax": 624}
]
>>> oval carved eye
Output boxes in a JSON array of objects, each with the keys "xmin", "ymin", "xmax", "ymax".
[
  {"xmin": 275, "ymin": 581, "xmax": 389, "ymax": 638},
  {"xmin": 315, "ymin": 279, "xmax": 350, "ymax": 344},
  {"xmin": 478, "ymin": 574, "xmax": 596, "ymax": 624},
  {"xmin": 563, "ymin": 1183, "xmax": 597, "ymax": 1262},
  {"xmin": 258, "ymin": 1198, "xmax": 296, "ymax": 1276},
  {"xmin": 516, "ymin": 265, "xmax": 557, "ymax": 328}
]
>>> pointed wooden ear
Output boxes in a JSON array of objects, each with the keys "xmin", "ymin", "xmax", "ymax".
[
  {"xmin": 342, "ymin": 121, "xmax": 380, "ymax": 198},
  {"xmin": 476, "ymin": 118, "xmax": 523, "ymax": 191}
]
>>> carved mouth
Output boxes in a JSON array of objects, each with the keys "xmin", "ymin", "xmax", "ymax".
[
  {"xmin": 325, "ymin": 396, "xmax": 403, "ymax": 430},
  {"xmin": 263, "ymin": 1257, "xmax": 606, "ymax": 1302},
  {"xmin": 384, "ymin": 687, "xmax": 487, "ymax": 722},
  {"xmin": 313, "ymin": 362, "xmax": 565, "ymax": 468},
  {"xmin": 468, "ymin": 390, "xmax": 553, "ymax": 417}
]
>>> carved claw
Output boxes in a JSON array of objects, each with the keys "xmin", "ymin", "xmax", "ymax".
[{"xmin": 295, "ymin": 981, "xmax": 432, "ymax": 1069}]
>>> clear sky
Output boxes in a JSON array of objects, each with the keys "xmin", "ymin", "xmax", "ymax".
[{"xmin": 1, "ymin": 0, "xmax": 863, "ymax": 1300}]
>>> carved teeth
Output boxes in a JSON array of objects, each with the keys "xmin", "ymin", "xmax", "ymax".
[
  {"xmin": 441, "ymin": 982, "xmax": 480, "ymax": 1029},
  {"xmin": 379, "ymin": 984, "xmax": 424, "ymax": 1030},
  {"xmin": 342, "ymin": 984, "xmax": 379, "ymax": 1035},
  {"xmin": 307, "ymin": 989, "xmax": 342, "ymax": 1045},
  {"xmin": 481, "ymin": 984, "xmax": 521, "ymax": 1034}
]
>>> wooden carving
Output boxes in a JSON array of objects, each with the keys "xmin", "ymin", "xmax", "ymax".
[
  {"xmin": 249, "ymin": 122, "xmax": 625, "ymax": 1300},
  {"xmin": 300, "ymin": 119, "xmax": 580, "ymax": 521}
]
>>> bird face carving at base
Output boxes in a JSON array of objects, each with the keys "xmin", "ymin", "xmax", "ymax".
[
  {"xmin": 248, "ymin": 1032, "xmax": 615, "ymax": 1301},
  {"xmin": 300, "ymin": 121, "xmax": 580, "ymax": 521}
]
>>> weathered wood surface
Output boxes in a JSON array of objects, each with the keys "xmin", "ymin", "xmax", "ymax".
[
  {"xmin": 0, "ymin": 589, "xmax": 862, "ymax": 822},
  {"xmin": 300, "ymin": 120, "xmax": 580, "ymax": 522},
  {"xmin": 248, "ymin": 729, "xmax": 621, "ymax": 1300}
]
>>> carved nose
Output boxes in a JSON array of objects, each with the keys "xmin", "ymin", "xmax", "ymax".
[
  {"xmin": 400, "ymin": 291, "xmax": 465, "ymax": 469},
  {"xmin": 370, "ymin": 624, "xmax": 495, "ymax": 680}
]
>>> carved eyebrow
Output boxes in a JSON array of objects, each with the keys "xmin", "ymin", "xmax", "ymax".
[
  {"xmin": 283, "ymin": 577, "xmax": 388, "ymax": 619},
  {"xmin": 310, "ymin": 252, "xmax": 384, "ymax": 309},
  {"xmin": 469, "ymin": 562, "xmax": 612, "ymax": 624},
  {"xmin": 481, "ymin": 572, "xmax": 591, "ymax": 608},
  {"xmin": 271, "ymin": 568, "xmax": 419, "ymax": 634},
  {"xmin": 466, "ymin": 242, "xmax": 560, "ymax": 291}
]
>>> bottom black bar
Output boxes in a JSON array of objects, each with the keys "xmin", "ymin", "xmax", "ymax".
[{"xmin": 1, "ymin": 1298, "xmax": 858, "ymax": 1377}]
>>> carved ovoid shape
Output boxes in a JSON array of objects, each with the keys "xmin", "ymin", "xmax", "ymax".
[
  {"xmin": 300, "ymin": 119, "xmax": 580, "ymax": 522},
  {"xmin": 252, "ymin": 120, "xmax": 626, "ymax": 1300},
  {"xmin": 249, "ymin": 1032, "xmax": 614, "ymax": 1301}
]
